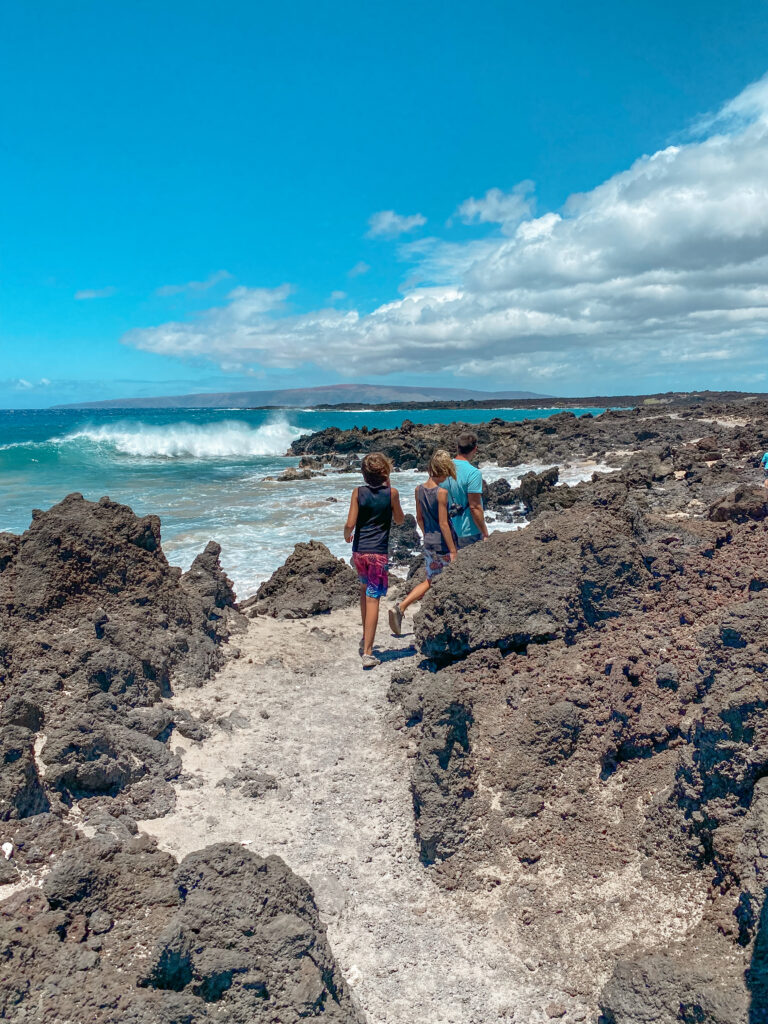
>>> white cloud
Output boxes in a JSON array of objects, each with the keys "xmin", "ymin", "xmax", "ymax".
[
  {"xmin": 156, "ymin": 270, "xmax": 232, "ymax": 297},
  {"xmin": 10, "ymin": 377, "xmax": 52, "ymax": 391},
  {"xmin": 366, "ymin": 210, "xmax": 426, "ymax": 239},
  {"xmin": 455, "ymin": 181, "xmax": 535, "ymax": 234},
  {"xmin": 122, "ymin": 73, "xmax": 768, "ymax": 388},
  {"xmin": 330, "ymin": 290, "xmax": 347, "ymax": 301},
  {"xmin": 74, "ymin": 287, "xmax": 116, "ymax": 300},
  {"xmin": 348, "ymin": 261, "xmax": 371, "ymax": 277}
]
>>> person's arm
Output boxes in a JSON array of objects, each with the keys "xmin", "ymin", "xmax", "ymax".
[
  {"xmin": 467, "ymin": 468, "xmax": 489, "ymax": 539},
  {"xmin": 344, "ymin": 488, "xmax": 358, "ymax": 543},
  {"xmin": 437, "ymin": 489, "xmax": 458, "ymax": 559},
  {"xmin": 414, "ymin": 487, "xmax": 425, "ymax": 538},
  {"xmin": 390, "ymin": 486, "xmax": 405, "ymax": 526}
]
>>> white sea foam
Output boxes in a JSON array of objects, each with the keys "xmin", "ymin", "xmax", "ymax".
[
  {"xmin": 0, "ymin": 439, "xmax": 41, "ymax": 451},
  {"xmin": 480, "ymin": 460, "xmax": 615, "ymax": 486},
  {"xmin": 58, "ymin": 418, "xmax": 305, "ymax": 459}
]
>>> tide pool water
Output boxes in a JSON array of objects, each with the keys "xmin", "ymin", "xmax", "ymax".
[{"xmin": 0, "ymin": 407, "xmax": 606, "ymax": 598}]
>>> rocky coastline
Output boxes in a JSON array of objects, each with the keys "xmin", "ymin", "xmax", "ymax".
[
  {"xmin": 2, "ymin": 397, "xmax": 768, "ymax": 1022},
  {"xmin": 0, "ymin": 495, "xmax": 361, "ymax": 1022}
]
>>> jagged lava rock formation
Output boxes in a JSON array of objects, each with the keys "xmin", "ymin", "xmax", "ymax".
[
  {"xmin": 241, "ymin": 540, "xmax": 359, "ymax": 618},
  {"xmin": 0, "ymin": 494, "xmax": 361, "ymax": 1022},
  {"xmin": 0, "ymin": 493, "xmax": 240, "ymax": 821},
  {"xmin": 390, "ymin": 441, "xmax": 768, "ymax": 1020},
  {"xmin": 1, "ymin": 821, "xmax": 360, "ymax": 1022}
]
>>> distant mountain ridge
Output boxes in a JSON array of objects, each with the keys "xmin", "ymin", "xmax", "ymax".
[{"xmin": 54, "ymin": 383, "xmax": 550, "ymax": 409}]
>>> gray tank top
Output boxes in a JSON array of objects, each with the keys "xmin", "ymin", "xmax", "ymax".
[{"xmin": 417, "ymin": 484, "xmax": 455, "ymax": 554}]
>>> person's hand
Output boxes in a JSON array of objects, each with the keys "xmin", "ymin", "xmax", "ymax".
[
  {"xmin": 344, "ymin": 528, "xmax": 353, "ymax": 543},
  {"xmin": 449, "ymin": 550, "xmax": 457, "ymax": 562},
  {"xmin": 482, "ymin": 533, "xmax": 490, "ymax": 541}
]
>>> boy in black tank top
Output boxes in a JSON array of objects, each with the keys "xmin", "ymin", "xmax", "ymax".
[{"xmin": 344, "ymin": 452, "xmax": 404, "ymax": 668}]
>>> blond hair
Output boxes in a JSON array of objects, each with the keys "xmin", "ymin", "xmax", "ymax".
[
  {"xmin": 428, "ymin": 449, "xmax": 456, "ymax": 480},
  {"xmin": 361, "ymin": 452, "xmax": 393, "ymax": 486}
]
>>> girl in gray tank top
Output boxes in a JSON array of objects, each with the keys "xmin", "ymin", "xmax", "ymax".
[
  {"xmin": 416, "ymin": 482, "xmax": 452, "ymax": 554},
  {"xmin": 388, "ymin": 450, "xmax": 459, "ymax": 637}
]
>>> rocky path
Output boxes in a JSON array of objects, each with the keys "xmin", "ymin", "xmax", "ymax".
[{"xmin": 141, "ymin": 609, "xmax": 548, "ymax": 1024}]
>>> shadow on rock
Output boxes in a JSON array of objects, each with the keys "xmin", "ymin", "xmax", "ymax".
[{"xmin": 749, "ymin": 890, "xmax": 768, "ymax": 1023}]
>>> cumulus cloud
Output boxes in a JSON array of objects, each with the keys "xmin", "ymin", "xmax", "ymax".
[
  {"xmin": 366, "ymin": 210, "xmax": 426, "ymax": 239},
  {"xmin": 455, "ymin": 181, "xmax": 535, "ymax": 234},
  {"xmin": 74, "ymin": 287, "xmax": 116, "ymax": 300},
  {"xmin": 122, "ymin": 74, "xmax": 768, "ymax": 388},
  {"xmin": 156, "ymin": 270, "xmax": 232, "ymax": 297}
]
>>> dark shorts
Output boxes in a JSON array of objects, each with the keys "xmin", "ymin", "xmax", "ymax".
[
  {"xmin": 456, "ymin": 534, "xmax": 483, "ymax": 549},
  {"xmin": 352, "ymin": 552, "xmax": 389, "ymax": 599}
]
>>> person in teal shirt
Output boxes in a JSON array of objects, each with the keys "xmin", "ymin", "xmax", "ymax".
[
  {"xmin": 441, "ymin": 431, "xmax": 489, "ymax": 547},
  {"xmin": 761, "ymin": 451, "xmax": 768, "ymax": 487}
]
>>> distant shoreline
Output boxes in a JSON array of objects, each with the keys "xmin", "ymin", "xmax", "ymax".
[
  {"xmin": 48, "ymin": 389, "xmax": 768, "ymax": 414},
  {"xmin": 245, "ymin": 390, "xmax": 765, "ymax": 412}
]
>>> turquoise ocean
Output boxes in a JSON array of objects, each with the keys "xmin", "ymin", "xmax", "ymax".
[{"xmin": 0, "ymin": 407, "xmax": 605, "ymax": 598}]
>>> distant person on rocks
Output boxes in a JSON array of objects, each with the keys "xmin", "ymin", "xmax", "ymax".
[
  {"xmin": 762, "ymin": 450, "xmax": 768, "ymax": 487},
  {"xmin": 344, "ymin": 452, "xmax": 404, "ymax": 668},
  {"xmin": 388, "ymin": 450, "xmax": 458, "ymax": 636},
  {"xmin": 443, "ymin": 431, "xmax": 489, "ymax": 547}
]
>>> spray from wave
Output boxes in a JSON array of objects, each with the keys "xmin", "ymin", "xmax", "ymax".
[{"xmin": 58, "ymin": 418, "xmax": 305, "ymax": 459}]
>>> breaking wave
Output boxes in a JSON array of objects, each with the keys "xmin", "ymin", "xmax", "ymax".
[{"xmin": 58, "ymin": 418, "xmax": 304, "ymax": 459}]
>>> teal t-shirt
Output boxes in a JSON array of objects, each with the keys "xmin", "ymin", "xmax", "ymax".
[
  {"xmin": 762, "ymin": 452, "xmax": 768, "ymax": 469},
  {"xmin": 442, "ymin": 459, "xmax": 483, "ymax": 538}
]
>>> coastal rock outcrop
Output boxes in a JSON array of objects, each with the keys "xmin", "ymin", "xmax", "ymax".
[
  {"xmin": 389, "ymin": 513, "xmax": 421, "ymax": 565},
  {"xmin": 288, "ymin": 400, "xmax": 768, "ymax": 472},
  {"xmin": 241, "ymin": 540, "xmax": 358, "ymax": 618},
  {"xmin": 517, "ymin": 466, "xmax": 559, "ymax": 512},
  {"xmin": 1, "ymin": 818, "xmax": 361, "ymax": 1022},
  {"xmin": 709, "ymin": 484, "xmax": 768, "ymax": 523},
  {"xmin": 392, "ymin": 478, "xmax": 768, "ymax": 1017},
  {"xmin": 0, "ymin": 497, "xmax": 361, "ymax": 1022},
  {"xmin": 415, "ymin": 505, "xmax": 649, "ymax": 663},
  {"xmin": 0, "ymin": 493, "xmax": 242, "ymax": 820}
]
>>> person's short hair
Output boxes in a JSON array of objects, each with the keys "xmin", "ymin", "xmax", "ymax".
[
  {"xmin": 361, "ymin": 452, "xmax": 393, "ymax": 486},
  {"xmin": 428, "ymin": 449, "xmax": 456, "ymax": 480},
  {"xmin": 456, "ymin": 431, "xmax": 478, "ymax": 456}
]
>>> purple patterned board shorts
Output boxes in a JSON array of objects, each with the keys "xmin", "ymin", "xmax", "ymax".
[
  {"xmin": 425, "ymin": 548, "xmax": 452, "ymax": 582},
  {"xmin": 352, "ymin": 552, "xmax": 389, "ymax": 598}
]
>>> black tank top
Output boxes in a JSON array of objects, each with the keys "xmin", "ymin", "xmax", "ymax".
[{"xmin": 353, "ymin": 484, "xmax": 392, "ymax": 555}]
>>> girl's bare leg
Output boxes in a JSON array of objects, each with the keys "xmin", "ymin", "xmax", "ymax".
[{"xmin": 399, "ymin": 579, "xmax": 430, "ymax": 613}]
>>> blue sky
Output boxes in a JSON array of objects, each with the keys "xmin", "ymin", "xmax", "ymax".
[{"xmin": 3, "ymin": 0, "xmax": 768, "ymax": 407}]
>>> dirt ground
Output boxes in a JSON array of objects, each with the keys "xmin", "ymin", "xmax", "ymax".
[{"xmin": 141, "ymin": 606, "xmax": 706, "ymax": 1024}]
